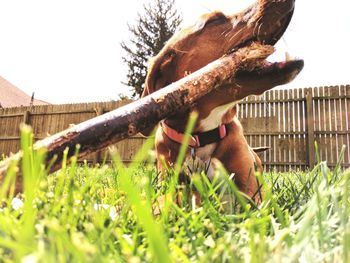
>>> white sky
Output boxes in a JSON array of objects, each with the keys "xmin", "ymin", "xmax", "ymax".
[{"xmin": 0, "ymin": 0, "xmax": 349, "ymax": 104}]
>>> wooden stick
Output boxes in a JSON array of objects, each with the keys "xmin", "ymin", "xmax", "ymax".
[{"xmin": 0, "ymin": 43, "xmax": 274, "ymax": 182}]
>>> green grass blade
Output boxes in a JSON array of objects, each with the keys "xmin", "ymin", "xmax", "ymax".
[
  {"xmin": 174, "ymin": 111, "xmax": 198, "ymax": 176},
  {"xmin": 111, "ymin": 150, "xmax": 171, "ymax": 263}
]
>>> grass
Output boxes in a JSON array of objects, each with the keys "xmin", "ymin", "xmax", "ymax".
[{"xmin": 0, "ymin": 124, "xmax": 349, "ymax": 262}]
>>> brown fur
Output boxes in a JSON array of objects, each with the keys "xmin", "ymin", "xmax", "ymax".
[{"xmin": 141, "ymin": 0, "xmax": 299, "ymax": 202}]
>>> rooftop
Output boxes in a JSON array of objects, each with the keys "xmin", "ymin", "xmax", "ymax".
[{"xmin": 0, "ymin": 76, "xmax": 49, "ymax": 108}]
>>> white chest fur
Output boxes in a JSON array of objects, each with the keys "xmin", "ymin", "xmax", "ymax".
[
  {"xmin": 198, "ymin": 100, "xmax": 241, "ymax": 131},
  {"xmin": 184, "ymin": 100, "xmax": 241, "ymax": 179},
  {"xmin": 184, "ymin": 143, "xmax": 217, "ymax": 179}
]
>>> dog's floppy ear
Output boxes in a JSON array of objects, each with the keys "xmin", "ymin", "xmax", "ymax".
[
  {"xmin": 142, "ymin": 50, "xmax": 176, "ymax": 98},
  {"xmin": 140, "ymin": 50, "xmax": 176, "ymax": 136}
]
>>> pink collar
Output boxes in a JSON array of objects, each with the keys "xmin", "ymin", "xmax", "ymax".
[{"xmin": 160, "ymin": 120, "xmax": 228, "ymax": 148}]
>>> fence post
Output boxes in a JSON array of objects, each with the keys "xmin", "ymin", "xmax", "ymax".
[
  {"xmin": 93, "ymin": 106, "xmax": 104, "ymax": 164},
  {"xmin": 305, "ymin": 89, "xmax": 315, "ymax": 168},
  {"xmin": 23, "ymin": 110, "xmax": 30, "ymax": 125}
]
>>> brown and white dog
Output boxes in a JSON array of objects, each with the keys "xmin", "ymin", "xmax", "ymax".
[{"xmin": 141, "ymin": 0, "xmax": 303, "ymax": 202}]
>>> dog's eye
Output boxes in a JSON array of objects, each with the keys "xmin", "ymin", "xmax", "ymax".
[
  {"xmin": 204, "ymin": 12, "xmax": 228, "ymax": 27},
  {"xmin": 158, "ymin": 50, "xmax": 176, "ymax": 73},
  {"xmin": 165, "ymin": 50, "xmax": 176, "ymax": 58},
  {"xmin": 194, "ymin": 11, "xmax": 228, "ymax": 32}
]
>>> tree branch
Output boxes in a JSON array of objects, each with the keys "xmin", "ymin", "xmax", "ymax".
[{"xmin": 0, "ymin": 43, "xmax": 274, "ymax": 188}]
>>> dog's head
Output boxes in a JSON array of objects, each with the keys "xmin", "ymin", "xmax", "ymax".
[
  {"xmin": 141, "ymin": 0, "xmax": 303, "ymax": 134},
  {"xmin": 143, "ymin": 0, "xmax": 301, "ymax": 96}
]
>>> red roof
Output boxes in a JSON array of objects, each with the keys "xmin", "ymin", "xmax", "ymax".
[{"xmin": 0, "ymin": 76, "xmax": 49, "ymax": 108}]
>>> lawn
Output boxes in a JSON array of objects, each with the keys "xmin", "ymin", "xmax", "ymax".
[{"xmin": 0, "ymin": 126, "xmax": 349, "ymax": 262}]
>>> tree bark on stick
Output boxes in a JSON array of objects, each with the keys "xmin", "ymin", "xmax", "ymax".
[{"xmin": 0, "ymin": 43, "xmax": 274, "ymax": 182}]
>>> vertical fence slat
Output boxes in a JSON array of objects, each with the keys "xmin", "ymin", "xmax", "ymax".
[
  {"xmin": 333, "ymin": 86, "xmax": 339, "ymax": 164},
  {"xmin": 299, "ymin": 88, "xmax": 307, "ymax": 170},
  {"xmin": 283, "ymin": 89, "xmax": 288, "ymax": 172},
  {"xmin": 271, "ymin": 91, "xmax": 276, "ymax": 170},
  {"xmin": 345, "ymin": 86, "xmax": 350, "ymax": 164},
  {"xmin": 277, "ymin": 89, "xmax": 283, "ymax": 170},
  {"xmin": 323, "ymin": 87, "xmax": 330, "ymax": 164},
  {"xmin": 341, "ymin": 85, "xmax": 349, "ymax": 165},
  {"xmin": 293, "ymin": 88, "xmax": 300, "ymax": 170},
  {"xmin": 306, "ymin": 88, "xmax": 315, "ymax": 168}
]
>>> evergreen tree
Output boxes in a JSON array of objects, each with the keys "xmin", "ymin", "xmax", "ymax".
[{"xmin": 121, "ymin": 0, "xmax": 182, "ymax": 98}]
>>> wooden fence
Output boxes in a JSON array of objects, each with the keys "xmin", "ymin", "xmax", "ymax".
[
  {"xmin": 0, "ymin": 100, "xmax": 145, "ymax": 164},
  {"xmin": 239, "ymin": 85, "xmax": 350, "ymax": 171},
  {"xmin": 0, "ymin": 85, "xmax": 349, "ymax": 171}
]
